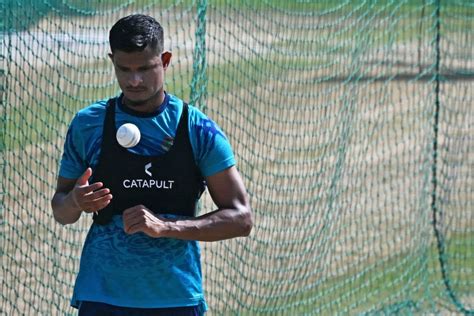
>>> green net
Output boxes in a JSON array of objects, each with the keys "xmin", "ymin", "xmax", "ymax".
[{"xmin": 2, "ymin": 0, "xmax": 473, "ymax": 314}]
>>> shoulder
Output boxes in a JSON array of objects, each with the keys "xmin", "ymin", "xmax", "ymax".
[
  {"xmin": 161, "ymin": 93, "xmax": 184, "ymax": 124},
  {"xmin": 165, "ymin": 94, "xmax": 212, "ymax": 131},
  {"xmin": 162, "ymin": 93, "xmax": 230, "ymax": 143},
  {"xmin": 187, "ymin": 104, "xmax": 208, "ymax": 121},
  {"xmin": 165, "ymin": 93, "xmax": 210, "ymax": 124},
  {"xmin": 183, "ymin": 101, "xmax": 220, "ymax": 133},
  {"xmin": 188, "ymin": 105, "xmax": 227, "ymax": 141},
  {"xmin": 67, "ymin": 98, "xmax": 114, "ymax": 137},
  {"xmin": 65, "ymin": 98, "xmax": 110, "ymax": 140},
  {"xmin": 65, "ymin": 99, "xmax": 108, "ymax": 136},
  {"xmin": 65, "ymin": 98, "xmax": 111, "ymax": 153},
  {"xmin": 73, "ymin": 98, "xmax": 109, "ymax": 123}
]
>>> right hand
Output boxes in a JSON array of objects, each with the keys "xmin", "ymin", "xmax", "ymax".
[{"xmin": 70, "ymin": 168, "xmax": 113, "ymax": 213}]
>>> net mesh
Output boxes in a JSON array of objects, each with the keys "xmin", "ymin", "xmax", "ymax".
[{"xmin": 2, "ymin": 0, "xmax": 473, "ymax": 314}]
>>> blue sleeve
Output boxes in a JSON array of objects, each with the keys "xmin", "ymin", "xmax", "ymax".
[
  {"xmin": 59, "ymin": 114, "xmax": 88, "ymax": 179},
  {"xmin": 188, "ymin": 106, "xmax": 235, "ymax": 177}
]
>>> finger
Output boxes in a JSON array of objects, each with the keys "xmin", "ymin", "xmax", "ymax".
[
  {"xmin": 124, "ymin": 208, "xmax": 155, "ymax": 228},
  {"xmin": 123, "ymin": 210, "xmax": 136, "ymax": 231},
  {"xmin": 124, "ymin": 210, "xmax": 146, "ymax": 228},
  {"xmin": 123, "ymin": 204, "xmax": 148, "ymax": 217},
  {"xmin": 123, "ymin": 206, "xmax": 137, "ymax": 217},
  {"xmin": 123, "ymin": 210, "xmax": 147, "ymax": 233},
  {"xmin": 76, "ymin": 168, "xmax": 92, "ymax": 186},
  {"xmin": 89, "ymin": 193, "xmax": 113, "ymax": 205},
  {"xmin": 83, "ymin": 198, "xmax": 112, "ymax": 213},
  {"xmin": 83, "ymin": 194, "xmax": 113, "ymax": 211},
  {"xmin": 79, "ymin": 181, "xmax": 103, "ymax": 192},
  {"xmin": 83, "ymin": 201, "xmax": 110, "ymax": 213},
  {"xmin": 76, "ymin": 182, "xmax": 102, "ymax": 196},
  {"xmin": 125, "ymin": 220, "xmax": 144, "ymax": 235},
  {"xmin": 123, "ymin": 215, "xmax": 133, "ymax": 233},
  {"xmin": 76, "ymin": 183, "xmax": 104, "ymax": 199},
  {"xmin": 85, "ymin": 188, "xmax": 111, "ymax": 200}
]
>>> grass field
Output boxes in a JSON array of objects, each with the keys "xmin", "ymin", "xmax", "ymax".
[{"xmin": 2, "ymin": 1, "xmax": 473, "ymax": 315}]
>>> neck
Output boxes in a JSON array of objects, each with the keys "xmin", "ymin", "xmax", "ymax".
[{"xmin": 122, "ymin": 90, "xmax": 165, "ymax": 113}]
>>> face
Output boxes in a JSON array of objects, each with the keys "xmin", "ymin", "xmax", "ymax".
[{"xmin": 109, "ymin": 46, "xmax": 171, "ymax": 112}]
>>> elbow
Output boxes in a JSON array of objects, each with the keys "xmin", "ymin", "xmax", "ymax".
[
  {"xmin": 52, "ymin": 207, "xmax": 77, "ymax": 225},
  {"xmin": 51, "ymin": 198, "xmax": 64, "ymax": 225},
  {"xmin": 51, "ymin": 199, "xmax": 62, "ymax": 224},
  {"xmin": 52, "ymin": 204, "xmax": 67, "ymax": 225},
  {"xmin": 52, "ymin": 211, "xmax": 68, "ymax": 225},
  {"xmin": 53, "ymin": 211, "xmax": 76, "ymax": 226},
  {"xmin": 51, "ymin": 198, "xmax": 75, "ymax": 226},
  {"xmin": 239, "ymin": 204, "xmax": 253, "ymax": 237}
]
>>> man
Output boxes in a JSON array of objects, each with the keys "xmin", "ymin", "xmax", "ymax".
[{"xmin": 51, "ymin": 14, "xmax": 253, "ymax": 315}]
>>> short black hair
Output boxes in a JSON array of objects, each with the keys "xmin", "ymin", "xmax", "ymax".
[{"xmin": 109, "ymin": 14, "xmax": 164, "ymax": 53}]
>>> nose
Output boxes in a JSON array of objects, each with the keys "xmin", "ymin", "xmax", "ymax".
[{"xmin": 127, "ymin": 72, "xmax": 143, "ymax": 87}]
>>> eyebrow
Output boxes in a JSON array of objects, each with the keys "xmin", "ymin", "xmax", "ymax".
[{"xmin": 115, "ymin": 62, "xmax": 158, "ymax": 71}]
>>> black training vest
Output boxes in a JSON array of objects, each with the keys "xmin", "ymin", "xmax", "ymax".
[{"xmin": 92, "ymin": 98, "xmax": 205, "ymax": 225}]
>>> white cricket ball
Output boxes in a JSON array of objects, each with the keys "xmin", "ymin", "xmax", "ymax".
[{"xmin": 116, "ymin": 123, "xmax": 141, "ymax": 148}]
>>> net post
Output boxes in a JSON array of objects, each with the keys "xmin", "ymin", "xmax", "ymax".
[{"xmin": 190, "ymin": 0, "xmax": 208, "ymax": 111}]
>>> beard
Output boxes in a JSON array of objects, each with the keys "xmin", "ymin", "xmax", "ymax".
[
  {"xmin": 124, "ymin": 96, "xmax": 148, "ymax": 107},
  {"xmin": 122, "ymin": 88, "xmax": 162, "ymax": 110}
]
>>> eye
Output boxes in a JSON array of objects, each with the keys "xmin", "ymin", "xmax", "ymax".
[
  {"xmin": 139, "ymin": 65, "xmax": 154, "ymax": 71},
  {"xmin": 117, "ymin": 65, "xmax": 130, "ymax": 72}
]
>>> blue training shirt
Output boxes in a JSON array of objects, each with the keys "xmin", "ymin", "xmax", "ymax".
[
  {"xmin": 60, "ymin": 93, "xmax": 235, "ymax": 178},
  {"xmin": 58, "ymin": 93, "xmax": 235, "ymax": 311}
]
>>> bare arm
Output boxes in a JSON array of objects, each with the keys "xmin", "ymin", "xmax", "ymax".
[
  {"xmin": 122, "ymin": 166, "xmax": 253, "ymax": 241},
  {"xmin": 51, "ymin": 168, "xmax": 113, "ymax": 225}
]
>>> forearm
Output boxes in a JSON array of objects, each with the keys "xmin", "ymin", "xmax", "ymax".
[
  {"xmin": 51, "ymin": 192, "xmax": 82, "ymax": 225},
  {"xmin": 162, "ymin": 206, "xmax": 253, "ymax": 242},
  {"xmin": 123, "ymin": 167, "xmax": 254, "ymax": 241}
]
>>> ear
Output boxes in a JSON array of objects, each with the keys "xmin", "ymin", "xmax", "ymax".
[
  {"xmin": 108, "ymin": 53, "xmax": 114, "ymax": 63},
  {"xmin": 161, "ymin": 51, "xmax": 172, "ymax": 70}
]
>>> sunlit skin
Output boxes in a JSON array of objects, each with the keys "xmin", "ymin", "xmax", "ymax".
[{"xmin": 109, "ymin": 46, "xmax": 172, "ymax": 113}]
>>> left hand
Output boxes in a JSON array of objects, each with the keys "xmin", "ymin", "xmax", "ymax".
[{"xmin": 122, "ymin": 205, "xmax": 167, "ymax": 238}]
